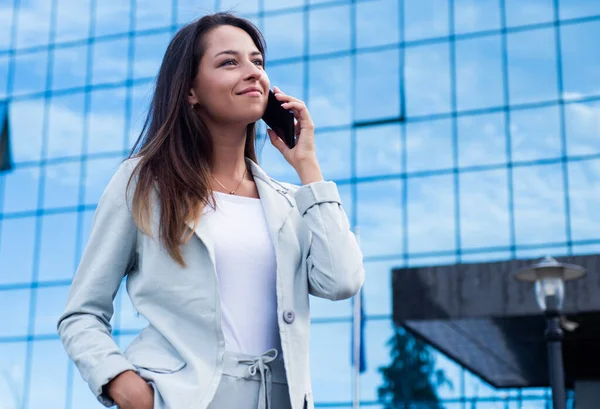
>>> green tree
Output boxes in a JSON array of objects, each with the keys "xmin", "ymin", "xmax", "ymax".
[{"xmin": 378, "ymin": 325, "xmax": 452, "ymax": 409}]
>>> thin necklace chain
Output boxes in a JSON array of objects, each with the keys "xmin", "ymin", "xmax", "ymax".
[{"xmin": 212, "ymin": 166, "xmax": 248, "ymax": 195}]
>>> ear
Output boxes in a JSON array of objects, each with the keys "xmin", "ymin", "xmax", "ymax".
[{"xmin": 188, "ymin": 87, "xmax": 199, "ymax": 106}]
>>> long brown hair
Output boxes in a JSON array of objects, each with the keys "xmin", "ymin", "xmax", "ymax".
[{"xmin": 126, "ymin": 12, "xmax": 267, "ymax": 267}]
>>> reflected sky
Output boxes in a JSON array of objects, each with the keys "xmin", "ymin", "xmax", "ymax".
[{"xmin": 0, "ymin": 0, "xmax": 598, "ymax": 408}]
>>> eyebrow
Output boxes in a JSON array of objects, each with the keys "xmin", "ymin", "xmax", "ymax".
[{"xmin": 214, "ymin": 50, "xmax": 263, "ymax": 58}]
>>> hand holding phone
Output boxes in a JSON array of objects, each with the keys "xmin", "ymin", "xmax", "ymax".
[{"xmin": 261, "ymin": 90, "xmax": 296, "ymax": 149}]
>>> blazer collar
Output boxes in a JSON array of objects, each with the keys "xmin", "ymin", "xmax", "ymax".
[{"xmin": 186, "ymin": 158, "xmax": 295, "ymax": 261}]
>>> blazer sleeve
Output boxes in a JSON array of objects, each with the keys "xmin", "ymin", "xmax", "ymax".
[
  {"xmin": 56, "ymin": 160, "xmax": 139, "ymax": 407},
  {"xmin": 294, "ymin": 180, "xmax": 365, "ymax": 301}
]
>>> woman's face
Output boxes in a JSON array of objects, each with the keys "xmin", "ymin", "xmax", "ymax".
[{"xmin": 190, "ymin": 25, "xmax": 270, "ymax": 126}]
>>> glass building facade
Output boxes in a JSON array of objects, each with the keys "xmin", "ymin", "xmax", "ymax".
[{"xmin": 1, "ymin": 0, "xmax": 599, "ymax": 408}]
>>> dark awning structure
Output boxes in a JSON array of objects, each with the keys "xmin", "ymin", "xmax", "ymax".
[{"xmin": 392, "ymin": 254, "xmax": 600, "ymax": 389}]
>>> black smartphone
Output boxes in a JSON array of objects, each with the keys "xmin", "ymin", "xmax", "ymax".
[{"xmin": 261, "ymin": 90, "xmax": 296, "ymax": 149}]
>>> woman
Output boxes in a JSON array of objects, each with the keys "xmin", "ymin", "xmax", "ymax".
[{"xmin": 57, "ymin": 12, "xmax": 364, "ymax": 409}]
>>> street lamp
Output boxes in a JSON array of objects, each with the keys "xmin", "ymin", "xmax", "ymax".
[{"xmin": 513, "ymin": 256, "xmax": 586, "ymax": 409}]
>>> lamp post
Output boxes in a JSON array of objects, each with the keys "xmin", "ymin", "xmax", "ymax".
[{"xmin": 513, "ymin": 256, "xmax": 586, "ymax": 409}]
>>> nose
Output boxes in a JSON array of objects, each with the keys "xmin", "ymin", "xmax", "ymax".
[{"xmin": 243, "ymin": 61, "xmax": 264, "ymax": 81}]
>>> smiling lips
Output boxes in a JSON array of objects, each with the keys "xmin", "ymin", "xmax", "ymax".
[{"xmin": 237, "ymin": 86, "xmax": 262, "ymax": 96}]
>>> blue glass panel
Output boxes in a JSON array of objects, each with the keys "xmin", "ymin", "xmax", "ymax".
[
  {"xmin": 3, "ymin": 165, "xmax": 40, "ymax": 213},
  {"xmin": 407, "ymin": 174, "xmax": 456, "ymax": 254},
  {"xmin": 0, "ymin": 342, "xmax": 27, "ymax": 408},
  {"xmin": 356, "ymin": 124, "xmax": 402, "ymax": 178},
  {"xmin": 91, "ymin": 38, "xmax": 129, "ymax": 85},
  {"xmin": 12, "ymin": 51, "xmax": 48, "ymax": 96},
  {"xmin": 405, "ymin": 118, "xmax": 453, "ymax": 172},
  {"xmin": 510, "ymin": 106, "xmax": 562, "ymax": 162},
  {"xmin": 356, "ymin": 180, "xmax": 403, "ymax": 257},
  {"xmin": 263, "ymin": 0, "xmax": 303, "ymax": 12},
  {"xmin": 42, "ymin": 161, "xmax": 80, "ymax": 209},
  {"xmin": 95, "ymin": 2, "xmax": 131, "ymax": 37},
  {"xmin": 457, "ymin": 112, "xmax": 506, "ymax": 167},
  {"xmin": 455, "ymin": 35, "xmax": 503, "ymax": 111},
  {"xmin": 505, "ymin": 0, "xmax": 553, "ymax": 27},
  {"xmin": 220, "ymin": 0, "xmax": 260, "ymax": 15},
  {"xmin": 133, "ymin": 32, "xmax": 172, "ymax": 80},
  {"xmin": 33, "ymin": 286, "xmax": 71, "ymax": 335},
  {"xmin": 38, "ymin": 212, "xmax": 78, "ymax": 281},
  {"xmin": 47, "ymin": 93, "xmax": 86, "ymax": 159},
  {"xmin": 454, "ymin": 0, "xmax": 501, "ymax": 34},
  {"xmin": 83, "ymin": 156, "xmax": 125, "ymax": 205},
  {"xmin": 27, "ymin": 340, "xmax": 69, "ymax": 409},
  {"xmin": 405, "ymin": 43, "xmax": 451, "ymax": 116},
  {"xmin": 512, "ymin": 164, "xmax": 566, "ymax": 245},
  {"xmin": 0, "ymin": 288, "xmax": 30, "ymax": 336},
  {"xmin": 0, "ymin": 216, "xmax": 36, "ymax": 285},
  {"xmin": 561, "ymin": 20, "xmax": 600, "ymax": 99},
  {"xmin": 404, "ymin": 0, "xmax": 449, "ymax": 41},
  {"xmin": 0, "ymin": 55, "xmax": 9, "ymax": 99},
  {"xmin": 9, "ymin": 99, "xmax": 45, "ymax": 163},
  {"xmin": 265, "ymin": 62, "xmax": 303, "ymax": 100},
  {"xmin": 356, "ymin": 0, "xmax": 399, "ymax": 48},
  {"xmin": 565, "ymin": 100, "xmax": 600, "ymax": 156},
  {"xmin": 568, "ymin": 159, "xmax": 600, "ymax": 242},
  {"xmin": 354, "ymin": 49, "xmax": 400, "ymax": 122},
  {"xmin": 314, "ymin": 128, "xmax": 351, "ymax": 181},
  {"xmin": 308, "ymin": 56, "xmax": 351, "ymax": 127},
  {"xmin": 55, "ymin": 0, "xmax": 92, "ymax": 43},
  {"xmin": 51, "ymin": 44, "xmax": 88, "ymax": 91},
  {"xmin": 263, "ymin": 11, "xmax": 304, "ymax": 61},
  {"xmin": 88, "ymin": 87, "xmax": 127, "ymax": 154},
  {"xmin": 136, "ymin": 0, "xmax": 173, "ymax": 31},
  {"xmin": 459, "ymin": 169, "xmax": 511, "ymax": 249},
  {"xmin": 177, "ymin": 0, "xmax": 215, "ymax": 25},
  {"xmin": 15, "ymin": 0, "xmax": 51, "ymax": 49},
  {"xmin": 507, "ymin": 28, "xmax": 558, "ymax": 105},
  {"xmin": 559, "ymin": 0, "xmax": 600, "ymax": 19},
  {"xmin": 361, "ymin": 259, "xmax": 398, "ymax": 316},
  {"xmin": 309, "ymin": 4, "xmax": 351, "ymax": 55}
]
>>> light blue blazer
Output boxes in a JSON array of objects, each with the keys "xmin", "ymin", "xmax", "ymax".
[{"xmin": 57, "ymin": 157, "xmax": 365, "ymax": 409}]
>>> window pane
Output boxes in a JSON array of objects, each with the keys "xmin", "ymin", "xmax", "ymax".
[
  {"xmin": 404, "ymin": 0, "xmax": 448, "ymax": 41},
  {"xmin": 505, "ymin": 0, "xmax": 553, "ymax": 27},
  {"xmin": 0, "ymin": 55, "xmax": 9, "ymax": 100},
  {"xmin": 457, "ymin": 112, "xmax": 506, "ymax": 167},
  {"xmin": 3, "ymin": 166, "xmax": 40, "ymax": 213},
  {"xmin": 309, "ymin": 294, "xmax": 351, "ymax": 319},
  {"xmin": 12, "ymin": 51, "xmax": 48, "ymax": 96},
  {"xmin": 362, "ymin": 259, "xmax": 398, "ymax": 316},
  {"xmin": 356, "ymin": 0, "xmax": 399, "ymax": 48},
  {"xmin": 568, "ymin": 159, "xmax": 600, "ymax": 242},
  {"xmin": 220, "ymin": 0, "xmax": 259, "ymax": 14},
  {"xmin": 0, "ymin": 288, "xmax": 30, "ymax": 336},
  {"xmin": 559, "ymin": 0, "xmax": 600, "ymax": 19},
  {"xmin": 314, "ymin": 129, "xmax": 351, "ymax": 181},
  {"xmin": 459, "ymin": 169, "xmax": 510, "ymax": 249},
  {"xmin": 55, "ymin": 0, "xmax": 92, "ymax": 43},
  {"xmin": 34, "ymin": 285, "xmax": 71, "ymax": 335},
  {"xmin": 309, "ymin": 56, "xmax": 351, "ymax": 127},
  {"xmin": 38, "ymin": 213, "xmax": 78, "ymax": 282},
  {"xmin": 91, "ymin": 38, "xmax": 129, "ymax": 85},
  {"xmin": 0, "ymin": 217, "xmax": 36, "ymax": 285},
  {"xmin": 0, "ymin": 3, "xmax": 14, "ymax": 50},
  {"xmin": 0, "ymin": 342, "xmax": 27, "ymax": 409},
  {"xmin": 355, "ymin": 49, "xmax": 400, "ymax": 122},
  {"xmin": 88, "ymin": 87, "xmax": 127, "ymax": 154},
  {"xmin": 309, "ymin": 5, "xmax": 351, "ymax": 55},
  {"xmin": 70, "ymin": 360, "xmax": 107, "ymax": 409},
  {"xmin": 356, "ymin": 124, "xmax": 402, "ymax": 178},
  {"xmin": 407, "ymin": 174, "xmax": 456, "ymax": 254},
  {"xmin": 510, "ymin": 106, "xmax": 562, "ymax": 161},
  {"xmin": 406, "ymin": 118, "xmax": 453, "ymax": 172},
  {"xmin": 177, "ymin": 0, "xmax": 214, "ymax": 25},
  {"xmin": 565, "ymin": 100, "xmax": 600, "ymax": 156},
  {"xmin": 52, "ymin": 44, "xmax": 88, "ymax": 91},
  {"xmin": 561, "ymin": 20, "xmax": 600, "ymax": 99},
  {"xmin": 95, "ymin": 2, "xmax": 131, "ymax": 37},
  {"xmin": 507, "ymin": 28, "xmax": 558, "ymax": 105},
  {"xmin": 10, "ymin": 99, "xmax": 45, "ymax": 163},
  {"xmin": 28, "ymin": 340, "xmax": 69, "ymax": 409},
  {"xmin": 127, "ymin": 82, "xmax": 153, "ymax": 149},
  {"xmin": 16, "ymin": 0, "xmax": 51, "ymax": 49},
  {"xmin": 454, "ymin": 0, "xmax": 501, "ymax": 34},
  {"xmin": 455, "ymin": 35, "xmax": 503, "ymax": 111},
  {"xmin": 513, "ymin": 164, "xmax": 566, "ymax": 245},
  {"xmin": 309, "ymin": 321, "xmax": 351, "ymax": 402},
  {"xmin": 263, "ymin": 11, "xmax": 304, "ymax": 61},
  {"xmin": 257, "ymin": 135, "xmax": 300, "ymax": 184},
  {"xmin": 133, "ymin": 33, "xmax": 171, "ymax": 80},
  {"xmin": 43, "ymin": 161, "xmax": 81, "ymax": 209},
  {"xmin": 356, "ymin": 180, "xmax": 404, "ymax": 257},
  {"xmin": 83, "ymin": 156, "xmax": 125, "ymax": 205},
  {"xmin": 265, "ymin": 62, "xmax": 303, "ymax": 100},
  {"xmin": 405, "ymin": 43, "xmax": 451, "ymax": 116},
  {"xmin": 264, "ymin": 0, "xmax": 303, "ymax": 12},
  {"xmin": 47, "ymin": 93, "xmax": 86, "ymax": 159},
  {"xmin": 135, "ymin": 0, "xmax": 172, "ymax": 31}
]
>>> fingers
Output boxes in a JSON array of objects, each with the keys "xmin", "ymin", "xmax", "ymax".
[{"xmin": 267, "ymin": 128, "xmax": 291, "ymax": 155}]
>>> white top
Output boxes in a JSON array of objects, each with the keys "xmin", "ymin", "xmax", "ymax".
[{"xmin": 202, "ymin": 191, "xmax": 281, "ymax": 356}]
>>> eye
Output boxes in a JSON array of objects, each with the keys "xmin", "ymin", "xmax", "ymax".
[
  {"xmin": 220, "ymin": 59, "xmax": 236, "ymax": 67},
  {"xmin": 253, "ymin": 59, "xmax": 264, "ymax": 67}
]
